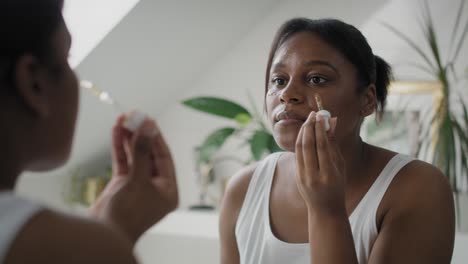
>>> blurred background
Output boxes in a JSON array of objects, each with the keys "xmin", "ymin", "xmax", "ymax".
[{"xmin": 13, "ymin": 0, "xmax": 468, "ymax": 263}]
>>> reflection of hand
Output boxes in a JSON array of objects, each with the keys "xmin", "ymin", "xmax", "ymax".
[
  {"xmin": 295, "ymin": 112, "xmax": 345, "ymax": 216},
  {"xmin": 90, "ymin": 115, "xmax": 178, "ymax": 244}
]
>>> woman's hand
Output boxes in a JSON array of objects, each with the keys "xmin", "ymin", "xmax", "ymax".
[
  {"xmin": 295, "ymin": 111, "xmax": 345, "ymax": 217},
  {"xmin": 89, "ymin": 114, "xmax": 179, "ymax": 244}
]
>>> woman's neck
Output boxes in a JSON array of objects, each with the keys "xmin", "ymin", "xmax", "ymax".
[{"xmin": 338, "ymin": 135, "xmax": 370, "ymax": 180}]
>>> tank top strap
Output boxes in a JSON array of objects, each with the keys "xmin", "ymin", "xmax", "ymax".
[
  {"xmin": 350, "ymin": 154, "xmax": 414, "ymax": 222},
  {"xmin": 236, "ymin": 152, "xmax": 283, "ymax": 234},
  {"xmin": 0, "ymin": 191, "xmax": 42, "ymax": 263}
]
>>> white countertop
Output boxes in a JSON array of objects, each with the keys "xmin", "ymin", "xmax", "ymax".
[{"xmin": 146, "ymin": 209, "xmax": 219, "ymax": 239}]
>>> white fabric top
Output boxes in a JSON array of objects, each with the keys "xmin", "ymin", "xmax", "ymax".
[
  {"xmin": 235, "ymin": 152, "xmax": 414, "ymax": 264},
  {"xmin": 0, "ymin": 191, "xmax": 42, "ymax": 263}
]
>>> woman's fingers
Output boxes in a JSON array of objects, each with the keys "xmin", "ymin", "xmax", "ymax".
[
  {"xmin": 295, "ymin": 121, "xmax": 305, "ymax": 180},
  {"xmin": 328, "ymin": 118, "xmax": 345, "ymax": 177},
  {"xmin": 149, "ymin": 121, "xmax": 179, "ymax": 208},
  {"xmin": 111, "ymin": 115, "xmax": 131, "ymax": 176},
  {"xmin": 130, "ymin": 119, "xmax": 157, "ymax": 180},
  {"xmin": 315, "ymin": 114, "xmax": 333, "ymax": 174},
  {"xmin": 302, "ymin": 112, "xmax": 319, "ymax": 173},
  {"xmin": 329, "ymin": 117, "xmax": 338, "ymax": 135},
  {"xmin": 150, "ymin": 122, "xmax": 176, "ymax": 182}
]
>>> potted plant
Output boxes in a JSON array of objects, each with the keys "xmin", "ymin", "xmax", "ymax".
[
  {"xmin": 383, "ymin": 0, "xmax": 468, "ymax": 230},
  {"xmin": 182, "ymin": 95, "xmax": 282, "ymax": 208},
  {"xmin": 182, "ymin": 96, "xmax": 281, "ymax": 164},
  {"xmin": 63, "ymin": 166, "xmax": 111, "ymax": 209}
]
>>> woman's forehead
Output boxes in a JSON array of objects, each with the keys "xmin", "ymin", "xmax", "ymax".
[{"xmin": 272, "ymin": 32, "xmax": 351, "ymax": 71}]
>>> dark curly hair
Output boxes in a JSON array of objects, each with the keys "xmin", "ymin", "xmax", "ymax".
[{"xmin": 0, "ymin": 0, "xmax": 65, "ymax": 88}]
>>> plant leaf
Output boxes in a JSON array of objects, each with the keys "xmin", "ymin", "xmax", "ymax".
[
  {"xmin": 182, "ymin": 97, "xmax": 252, "ymax": 123},
  {"xmin": 445, "ymin": 117, "xmax": 457, "ymax": 188},
  {"xmin": 421, "ymin": 0, "xmax": 443, "ymax": 69},
  {"xmin": 451, "ymin": 117, "xmax": 468, "ymax": 181},
  {"xmin": 426, "ymin": 15, "xmax": 444, "ymax": 69},
  {"xmin": 268, "ymin": 135, "xmax": 283, "ymax": 153},
  {"xmin": 447, "ymin": 62, "xmax": 459, "ymax": 82},
  {"xmin": 249, "ymin": 130, "xmax": 272, "ymax": 160},
  {"xmin": 235, "ymin": 113, "xmax": 252, "ymax": 126},
  {"xmin": 415, "ymin": 103, "xmax": 440, "ymax": 161},
  {"xmin": 450, "ymin": 16, "xmax": 468, "ymax": 66},
  {"xmin": 449, "ymin": 0, "xmax": 466, "ymax": 57},
  {"xmin": 455, "ymin": 101, "xmax": 468, "ymax": 181},
  {"xmin": 197, "ymin": 127, "xmax": 236, "ymax": 164},
  {"xmin": 381, "ymin": 21, "xmax": 437, "ymax": 72}
]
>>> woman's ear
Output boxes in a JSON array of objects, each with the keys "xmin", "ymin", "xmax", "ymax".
[
  {"xmin": 14, "ymin": 54, "xmax": 50, "ymax": 117},
  {"xmin": 360, "ymin": 84, "xmax": 377, "ymax": 117}
]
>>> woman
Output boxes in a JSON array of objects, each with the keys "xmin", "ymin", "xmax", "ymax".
[
  {"xmin": 220, "ymin": 18, "xmax": 455, "ymax": 264},
  {"xmin": 0, "ymin": 0, "xmax": 178, "ymax": 263}
]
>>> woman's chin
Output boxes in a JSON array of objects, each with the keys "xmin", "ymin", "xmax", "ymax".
[{"xmin": 275, "ymin": 137, "xmax": 298, "ymax": 152}]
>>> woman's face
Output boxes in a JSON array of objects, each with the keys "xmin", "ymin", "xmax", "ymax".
[
  {"xmin": 266, "ymin": 32, "xmax": 367, "ymax": 152},
  {"xmin": 30, "ymin": 21, "xmax": 79, "ymax": 171}
]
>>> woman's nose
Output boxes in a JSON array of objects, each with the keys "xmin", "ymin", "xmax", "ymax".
[{"xmin": 279, "ymin": 81, "xmax": 304, "ymax": 104}]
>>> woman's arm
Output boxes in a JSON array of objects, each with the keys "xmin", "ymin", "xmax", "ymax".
[
  {"xmin": 368, "ymin": 161, "xmax": 455, "ymax": 264},
  {"xmin": 297, "ymin": 113, "xmax": 455, "ymax": 264},
  {"xmin": 296, "ymin": 113, "xmax": 358, "ymax": 264},
  {"xmin": 5, "ymin": 209, "xmax": 139, "ymax": 264},
  {"xmin": 219, "ymin": 163, "xmax": 257, "ymax": 264}
]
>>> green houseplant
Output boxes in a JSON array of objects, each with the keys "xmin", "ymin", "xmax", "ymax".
[
  {"xmin": 63, "ymin": 166, "xmax": 111, "ymax": 207},
  {"xmin": 182, "ymin": 96, "xmax": 282, "ymax": 209},
  {"xmin": 182, "ymin": 96, "xmax": 281, "ymax": 165},
  {"xmin": 383, "ymin": 0, "xmax": 468, "ymax": 226}
]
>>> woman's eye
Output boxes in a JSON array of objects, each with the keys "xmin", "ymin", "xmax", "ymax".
[
  {"xmin": 272, "ymin": 77, "xmax": 287, "ymax": 86},
  {"xmin": 308, "ymin": 76, "xmax": 327, "ymax": 84}
]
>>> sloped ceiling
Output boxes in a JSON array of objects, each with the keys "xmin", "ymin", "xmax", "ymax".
[
  {"xmin": 70, "ymin": 0, "xmax": 281, "ymax": 169},
  {"xmin": 64, "ymin": 0, "xmax": 140, "ymax": 68}
]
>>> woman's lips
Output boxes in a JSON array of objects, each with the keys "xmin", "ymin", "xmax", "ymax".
[
  {"xmin": 275, "ymin": 111, "xmax": 307, "ymax": 126},
  {"xmin": 276, "ymin": 118, "xmax": 304, "ymax": 125}
]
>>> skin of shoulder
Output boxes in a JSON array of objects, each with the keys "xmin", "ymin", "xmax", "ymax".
[
  {"xmin": 219, "ymin": 161, "xmax": 259, "ymax": 264},
  {"xmin": 222, "ymin": 161, "xmax": 259, "ymax": 215},
  {"xmin": 370, "ymin": 158, "xmax": 455, "ymax": 264},
  {"xmin": 4, "ymin": 208, "xmax": 138, "ymax": 264}
]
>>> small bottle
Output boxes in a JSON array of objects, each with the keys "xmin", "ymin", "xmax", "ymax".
[
  {"xmin": 315, "ymin": 94, "xmax": 331, "ymax": 131},
  {"xmin": 123, "ymin": 111, "xmax": 147, "ymax": 132},
  {"xmin": 80, "ymin": 80, "xmax": 146, "ymax": 132}
]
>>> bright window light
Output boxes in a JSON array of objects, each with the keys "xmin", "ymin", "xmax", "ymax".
[{"xmin": 63, "ymin": 0, "xmax": 140, "ymax": 68}]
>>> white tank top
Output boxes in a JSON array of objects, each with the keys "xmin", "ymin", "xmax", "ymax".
[
  {"xmin": 235, "ymin": 152, "xmax": 414, "ymax": 264},
  {"xmin": 0, "ymin": 191, "xmax": 42, "ymax": 263}
]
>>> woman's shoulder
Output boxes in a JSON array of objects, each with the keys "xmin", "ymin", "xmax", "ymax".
[
  {"xmin": 370, "ymin": 148, "xmax": 455, "ymax": 262},
  {"xmin": 223, "ymin": 151, "xmax": 285, "ymax": 207},
  {"xmin": 374, "ymin": 146, "xmax": 454, "ymax": 228},
  {"xmin": 219, "ymin": 160, "xmax": 259, "ymax": 237},
  {"xmin": 369, "ymin": 145, "xmax": 448, "ymax": 188},
  {"xmin": 4, "ymin": 208, "xmax": 136, "ymax": 264},
  {"xmin": 223, "ymin": 161, "xmax": 260, "ymax": 211},
  {"xmin": 393, "ymin": 157, "xmax": 452, "ymax": 201}
]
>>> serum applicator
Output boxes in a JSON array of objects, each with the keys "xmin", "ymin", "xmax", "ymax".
[
  {"xmin": 80, "ymin": 80, "xmax": 147, "ymax": 132},
  {"xmin": 315, "ymin": 94, "xmax": 331, "ymax": 131}
]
